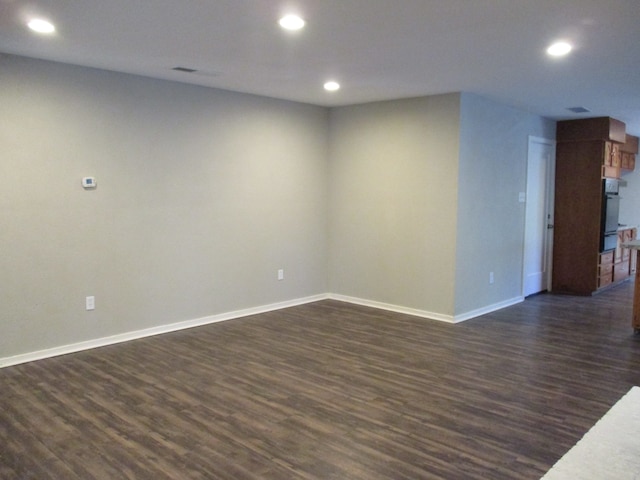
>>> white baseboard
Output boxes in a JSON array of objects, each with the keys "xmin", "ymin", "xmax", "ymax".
[
  {"xmin": 328, "ymin": 293, "xmax": 456, "ymax": 323},
  {"xmin": 328, "ymin": 293, "xmax": 524, "ymax": 324},
  {"xmin": 1, "ymin": 293, "xmax": 523, "ymax": 369},
  {"xmin": 0, "ymin": 294, "xmax": 328, "ymax": 369},
  {"xmin": 453, "ymin": 296, "xmax": 524, "ymax": 322}
]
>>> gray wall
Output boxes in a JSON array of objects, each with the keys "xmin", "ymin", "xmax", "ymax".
[
  {"xmin": 1, "ymin": 55, "xmax": 329, "ymax": 359},
  {"xmin": 327, "ymin": 93, "xmax": 556, "ymax": 320},
  {"xmin": 1, "ymin": 54, "xmax": 559, "ymax": 363},
  {"xmin": 455, "ymin": 93, "xmax": 556, "ymax": 316},
  {"xmin": 327, "ymin": 95, "xmax": 461, "ymax": 317}
]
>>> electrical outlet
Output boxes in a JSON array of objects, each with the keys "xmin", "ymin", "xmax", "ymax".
[
  {"xmin": 489, "ymin": 272, "xmax": 494, "ymax": 284},
  {"xmin": 86, "ymin": 296, "xmax": 95, "ymax": 311},
  {"xmin": 277, "ymin": 269, "xmax": 284, "ymax": 281}
]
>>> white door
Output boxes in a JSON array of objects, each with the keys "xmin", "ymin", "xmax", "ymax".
[{"xmin": 523, "ymin": 136, "xmax": 555, "ymax": 297}]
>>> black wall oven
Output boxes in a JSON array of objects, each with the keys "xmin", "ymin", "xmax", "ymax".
[{"xmin": 601, "ymin": 178, "xmax": 620, "ymax": 252}]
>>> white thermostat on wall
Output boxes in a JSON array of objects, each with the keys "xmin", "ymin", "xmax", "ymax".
[{"xmin": 82, "ymin": 177, "xmax": 97, "ymax": 189}]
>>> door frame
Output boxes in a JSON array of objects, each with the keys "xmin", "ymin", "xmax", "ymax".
[{"xmin": 522, "ymin": 136, "xmax": 556, "ymax": 296}]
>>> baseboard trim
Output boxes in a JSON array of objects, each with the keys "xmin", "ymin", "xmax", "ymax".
[
  {"xmin": 453, "ymin": 296, "xmax": 524, "ymax": 322},
  {"xmin": 328, "ymin": 293, "xmax": 524, "ymax": 324},
  {"xmin": 1, "ymin": 293, "xmax": 524, "ymax": 369},
  {"xmin": 328, "ymin": 293, "xmax": 456, "ymax": 323},
  {"xmin": 0, "ymin": 294, "xmax": 329, "ymax": 369}
]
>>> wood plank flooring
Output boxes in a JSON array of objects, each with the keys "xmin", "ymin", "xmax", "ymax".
[{"xmin": 3, "ymin": 283, "xmax": 640, "ymax": 479}]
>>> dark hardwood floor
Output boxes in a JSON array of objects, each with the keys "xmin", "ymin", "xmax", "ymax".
[{"xmin": 3, "ymin": 282, "xmax": 640, "ymax": 479}]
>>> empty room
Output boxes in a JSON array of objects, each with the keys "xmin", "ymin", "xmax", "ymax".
[{"xmin": 2, "ymin": 1, "xmax": 640, "ymax": 479}]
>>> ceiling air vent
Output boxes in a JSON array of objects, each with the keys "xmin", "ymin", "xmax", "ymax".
[
  {"xmin": 567, "ymin": 106, "xmax": 591, "ymax": 113},
  {"xmin": 172, "ymin": 66, "xmax": 198, "ymax": 73}
]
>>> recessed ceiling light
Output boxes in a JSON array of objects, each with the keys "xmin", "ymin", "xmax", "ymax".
[
  {"xmin": 279, "ymin": 15, "xmax": 305, "ymax": 31},
  {"xmin": 324, "ymin": 81, "xmax": 340, "ymax": 92},
  {"xmin": 547, "ymin": 41, "xmax": 572, "ymax": 57},
  {"xmin": 27, "ymin": 18, "xmax": 55, "ymax": 34}
]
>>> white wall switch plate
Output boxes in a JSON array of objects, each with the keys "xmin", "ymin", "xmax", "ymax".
[{"xmin": 86, "ymin": 296, "xmax": 95, "ymax": 310}]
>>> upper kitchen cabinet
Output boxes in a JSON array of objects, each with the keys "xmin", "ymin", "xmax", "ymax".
[
  {"xmin": 602, "ymin": 141, "xmax": 621, "ymax": 179},
  {"xmin": 556, "ymin": 117, "xmax": 626, "ymax": 143},
  {"xmin": 556, "ymin": 117, "xmax": 626, "ymax": 179},
  {"xmin": 621, "ymin": 134, "xmax": 638, "ymax": 172}
]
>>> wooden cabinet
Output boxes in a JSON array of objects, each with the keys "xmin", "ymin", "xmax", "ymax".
[
  {"xmin": 556, "ymin": 116, "xmax": 626, "ymax": 143},
  {"xmin": 621, "ymin": 151, "xmax": 636, "ymax": 171},
  {"xmin": 552, "ymin": 140, "xmax": 603, "ymax": 295},
  {"xmin": 621, "ymin": 134, "xmax": 638, "ymax": 172},
  {"xmin": 602, "ymin": 141, "xmax": 621, "ymax": 178},
  {"xmin": 556, "ymin": 118, "xmax": 626, "ymax": 179},
  {"xmin": 598, "ymin": 251, "xmax": 614, "ymax": 289},
  {"xmin": 614, "ymin": 228, "xmax": 634, "ymax": 263},
  {"xmin": 619, "ymin": 228, "xmax": 636, "ymax": 277},
  {"xmin": 624, "ymin": 229, "xmax": 635, "ymax": 259},
  {"xmin": 615, "ymin": 230, "xmax": 624, "ymax": 264},
  {"xmin": 610, "ymin": 228, "xmax": 635, "ymax": 284},
  {"xmin": 552, "ymin": 117, "xmax": 630, "ymax": 295}
]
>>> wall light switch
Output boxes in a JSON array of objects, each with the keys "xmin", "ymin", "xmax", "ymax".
[
  {"xmin": 277, "ymin": 269, "xmax": 284, "ymax": 281},
  {"xmin": 518, "ymin": 192, "xmax": 526, "ymax": 203},
  {"xmin": 86, "ymin": 296, "xmax": 95, "ymax": 311}
]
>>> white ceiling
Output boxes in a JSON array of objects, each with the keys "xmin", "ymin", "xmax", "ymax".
[{"xmin": 1, "ymin": 0, "xmax": 640, "ymax": 135}]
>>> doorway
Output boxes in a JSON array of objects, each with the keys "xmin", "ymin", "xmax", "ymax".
[{"xmin": 523, "ymin": 136, "xmax": 555, "ymax": 297}]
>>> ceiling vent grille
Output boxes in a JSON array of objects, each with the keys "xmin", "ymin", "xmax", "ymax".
[
  {"xmin": 567, "ymin": 106, "xmax": 591, "ymax": 113},
  {"xmin": 172, "ymin": 66, "xmax": 198, "ymax": 73}
]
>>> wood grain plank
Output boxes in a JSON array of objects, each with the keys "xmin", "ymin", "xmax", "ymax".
[{"xmin": 2, "ymin": 283, "xmax": 640, "ymax": 478}]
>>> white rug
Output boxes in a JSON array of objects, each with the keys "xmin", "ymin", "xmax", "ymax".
[{"xmin": 541, "ymin": 386, "xmax": 640, "ymax": 479}]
